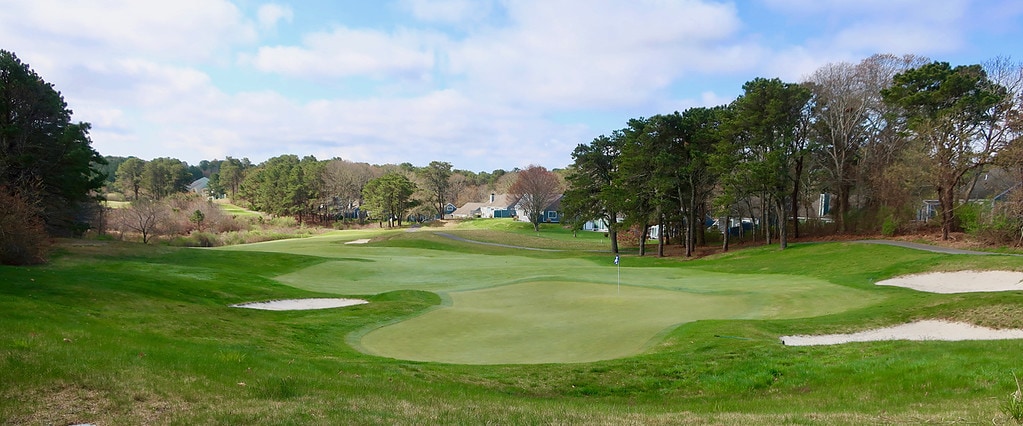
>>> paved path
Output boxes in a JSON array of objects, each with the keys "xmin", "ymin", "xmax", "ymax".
[{"xmin": 856, "ymin": 239, "xmax": 1019, "ymax": 256}]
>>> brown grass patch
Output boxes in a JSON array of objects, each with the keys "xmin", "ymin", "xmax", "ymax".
[{"xmin": 935, "ymin": 304, "xmax": 1023, "ymax": 330}]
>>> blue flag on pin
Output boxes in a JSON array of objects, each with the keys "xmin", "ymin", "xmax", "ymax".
[{"xmin": 614, "ymin": 255, "xmax": 619, "ymax": 265}]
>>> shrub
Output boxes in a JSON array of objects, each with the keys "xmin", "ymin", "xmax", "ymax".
[
  {"xmin": 956, "ymin": 202, "xmax": 983, "ymax": 234},
  {"xmin": 167, "ymin": 232, "xmax": 218, "ymax": 247},
  {"xmin": 881, "ymin": 215, "xmax": 898, "ymax": 237},
  {"xmin": 0, "ymin": 188, "xmax": 50, "ymax": 265}
]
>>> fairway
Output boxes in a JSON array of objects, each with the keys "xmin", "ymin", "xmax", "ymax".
[{"xmin": 223, "ymin": 230, "xmax": 883, "ymax": 364}]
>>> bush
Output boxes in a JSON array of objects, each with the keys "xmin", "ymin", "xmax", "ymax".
[
  {"xmin": 0, "ymin": 188, "xmax": 50, "ymax": 265},
  {"xmin": 167, "ymin": 232, "xmax": 219, "ymax": 247},
  {"xmin": 881, "ymin": 215, "xmax": 898, "ymax": 237},
  {"xmin": 959, "ymin": 201, "xmax": 1023, "ymax": 246},
  {"xmin": 956, "ymin": 202, "xmax": 983, "ymax": 234}
]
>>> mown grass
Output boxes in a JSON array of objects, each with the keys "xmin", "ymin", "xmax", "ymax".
[
  {"xmin": 214, "ymin": 200, "xmax": 264, "ymax": 218},
  {"xmin": 2, "ymin": 231, "xmax": 1023, "ymax": 424},
  {"xmin": 446, "ymin": 218, "xmax": 617, "ymax": 251}
]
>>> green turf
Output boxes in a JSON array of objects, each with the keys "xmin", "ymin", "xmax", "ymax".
[
  {"xmin": 219, "ymin": 230, "xmax": 882, "ymax": 364},
  {"xmin": 215, "ymin": 201, "xmax": 264, "ymax": 217},
  {"xmin": 358, "ymin": 276, "xmax": 877, "ymax": 364},
  {"xmin": 5, "ymin": 230, "xmax": 1023, "ymax": 424},
  {"xmin": 446, "ymin": 218, "xmax": 619, "ymax": 251}
]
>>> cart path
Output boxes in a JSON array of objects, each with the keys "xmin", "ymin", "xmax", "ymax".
[{"xmin": 856, "ymin": 239, "xmax": 1020, "ymax": 256}]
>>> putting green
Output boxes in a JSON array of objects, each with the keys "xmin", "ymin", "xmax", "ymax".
[
  {"xmin": 358, "ymin": 274, "xmax": 877, "ymax": 364},
  {"xmin": 221, "ymin": 230, "xmax": 884, "ymax": 364}
]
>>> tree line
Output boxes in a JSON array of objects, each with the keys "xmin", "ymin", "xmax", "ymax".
[
  {"xmin": 562, "ymin": 54, "xmax": 1023, "ymax": 256},
  {"xmin": 6, "ymin": 47, "xmax": 1023, "ymax": 263},
  {"xmin": 104, "ymin": 153, "xmax": 551, "ymax": 227}
]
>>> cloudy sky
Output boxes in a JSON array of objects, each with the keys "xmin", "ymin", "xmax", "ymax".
[{"xmin": 2, "ymin": 1, "xmax": 1021, "ymax": 172}]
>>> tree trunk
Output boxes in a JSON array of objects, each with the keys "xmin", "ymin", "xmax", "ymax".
[
  {"xmin": 836, "ymin": 183, "xmax": 851, "ymax": 233},
  {"xmin": 610, "ymin": 227, "xmax": 619, "ymax": 254},
  {"xmin": 685, "ymin": 202, "xmax": 695, "ymax": 258},
  {"xmin": 656, "ymin": 209, "xmax": 665, "ymax": 257},
  {"xmin": 696, "ymin": 202, "xmax": 706, "ymax": 247},
  {"xmin": 722, "ymin": 215, "xmax": 730, "ymax": 252},
  {"xmin": 639, "ymin": 224, "xmax": 648, "ymax": 256},
  {"xmin": 939, "ymin": 184, "xmax": 954, "ymax": 241},
  {"xmin": 791, "ymin": 156, "xmax": 803, "ymax": 239},
  {"xmin": 777, "ymin": 199, "xmax": 788, "ymax": 249}
]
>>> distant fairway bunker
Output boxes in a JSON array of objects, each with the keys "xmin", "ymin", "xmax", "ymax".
[
  {"xmin": 232, "ymin": 298, "xmax": 368, "ymax": 311},
  {"xmin": 358, "ymin": 274, "xmax": 880, "ymax": 365}
]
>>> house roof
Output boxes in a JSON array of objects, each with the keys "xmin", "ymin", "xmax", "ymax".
[
  {"xmin": 188, "ymin": 177, "xmax": 209, "ymax": 191},
  {"xmin": 514, "ymin": 194, "xmax": 563, "ymax": 211},
  {"xmin": 451, "ymin": 202, "xmax": 484, "ymax": 217},
  {"xmin": 546, "ymin": 194, "xmax": 562, "ymax": 211},
  {"xmin": 483, "ymin": 193, "xmax": 519, "ymax": 209}
]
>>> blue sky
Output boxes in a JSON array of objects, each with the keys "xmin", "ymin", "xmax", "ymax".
[{"xmin": 2, "ymin": 0, "xmax": 1021, "ymax": 172}]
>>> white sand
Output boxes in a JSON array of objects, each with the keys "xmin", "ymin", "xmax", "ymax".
[
  {"xmin": 876, "ymin": 270, "xmax": 1023, "ymax": 294},
  {"xmin": 231, "ymin": 298, "xmax": 368, "ymax": 311},
  {"xmin": 345, "ymin": 239, "xmax": 371, "ymax": 245},
  {"xmin": 781, "ymin": 270, "xmax": 1023, "ymax": 346},
  {"xmin": 781, "ymin": 320, "xmax": 1023, "ymax": 346}
]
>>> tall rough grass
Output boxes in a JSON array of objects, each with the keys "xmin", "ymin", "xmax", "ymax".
[{"xmin": 1003, "ymin": 373, "xmax": 1023, "ymax": 424}]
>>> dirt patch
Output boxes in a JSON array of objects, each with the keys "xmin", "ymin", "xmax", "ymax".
[{"xmin": 231, "ymin": 298, "xmax": 368, "ymax": 311}]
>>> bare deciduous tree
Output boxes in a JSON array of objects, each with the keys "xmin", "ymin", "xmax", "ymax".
[
  {"xmin": 508, "ymin": 165, "xmax": 563, "ymax": 232},
  {"xmin": 320, "ymin": 159, "xmax": 377, "ymax": 221},
  {"xmin": 113, "ymin": 199, "xmax": 167, "ymax": 244}
]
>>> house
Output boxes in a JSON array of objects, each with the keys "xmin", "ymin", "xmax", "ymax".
[
  {"xmin": 516, "ymin": 194, "xmax": 563, "ymax": 224},
  {"xmin": 450, "ymin": 202, "xmax": 484, "ymax": 219},
  {"xmin": 479, "ymin": 193, "xmax": 520, "ymax": 218},
  {"xmin": 451, "ymin": 193, "xmax": 520, "ymax": 219},
  {"xmin": 187, "ymin": 177, "xmax": 210, "ymax": 197},
  {"xmin": 440, "ymin": 202, "xmax": 458, "ymax": 219}
]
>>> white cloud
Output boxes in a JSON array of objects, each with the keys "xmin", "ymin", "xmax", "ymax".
[
  {"xmin": 758, "ymin": 0, "xmax": 971, "ymax": 57},
  {"xmin": 257, "ymin": 3, "xmax": 294, "ymax": 31},
  {"xmin": 400, "ymin": 0, "xmax": 492, "ymax": 23},
  {"xmin": 0, "ymin": 0, "xmax": 256, "ymax": 64},
  {"xmin": 831, "ymin": 22, "xmax": 963, "ymax": 55},
  {"xmin": 761, "ymin": 0, "xmax": 969, "ymax": 21},
  {"xmin": 244, "ymin": 26, "xmax": 441, "ymax": 80},
  {"xmin": 7, "ymin": 0, "xmax": 1016, "ymax": 173},
  {"xmin": 448, "ymin": 0, "xmax": 742, "ymax": 109}
]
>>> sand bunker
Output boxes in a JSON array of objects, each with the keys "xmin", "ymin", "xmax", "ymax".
[
  {"xmin": 345, "ymin": 239, "xmax": 371, "ymax": 245},
  {"xmin": 781, "ymin": 320, "xmax": 1023, "ymax": 346},
  {"xmin": 782, "ymin": 270, "xmax": 1023, "ymax": 345},
  {"xmin": 231, "ymin": 298, "xmax": 368, "ymax": 311},
  {"xmin": 876, "ymin": 270, "xmax": 1023, "ymax": 294}
]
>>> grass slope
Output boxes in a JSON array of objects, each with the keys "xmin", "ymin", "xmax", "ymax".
[{"xmin": 2, "ymin": 231, "xmax": 1022, "ymax": 424}]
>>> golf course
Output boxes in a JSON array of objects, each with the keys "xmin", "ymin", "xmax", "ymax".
[{"xmin": 3, "ymin": 221, "xmax": 1023, "ymax": 424}]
